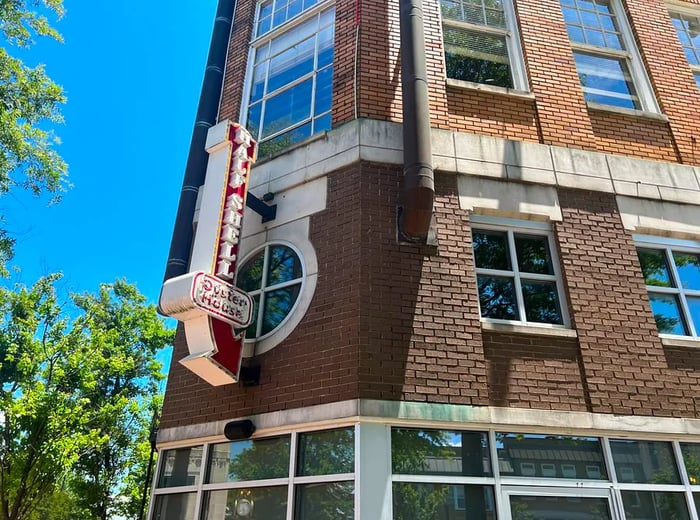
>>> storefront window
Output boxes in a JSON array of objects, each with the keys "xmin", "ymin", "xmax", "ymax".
[{"xmin": 610, "ymin": 439, "xmax": 681, "ymax": 484}]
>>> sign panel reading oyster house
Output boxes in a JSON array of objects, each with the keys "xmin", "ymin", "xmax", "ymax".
[{"xmin": 159, "ymin": 121, "xmax": 256, "ymax": 386}]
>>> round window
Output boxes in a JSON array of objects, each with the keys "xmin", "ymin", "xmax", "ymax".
[{"xmin": 236, "ymin": 244, "xmax": 304, "ymax": 339}]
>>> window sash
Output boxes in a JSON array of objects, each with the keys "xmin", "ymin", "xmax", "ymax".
[
  {"xmin": 562, "ymin": 0, "xmax": 658, "ymax": 112},
  {"xmin": 638, "ymin": 243, "xmax": 700, "ymax": 338},
  {"xmin": 243, "ymin": 2, "xmax": 334, "ymax": 153},
  {"xmin": 439, "ymin": 0, "xmax": 528, "ymax": 91},
  {"xmin": 472, "ymin": 223, "xmax": 569, "ymax": 327}
]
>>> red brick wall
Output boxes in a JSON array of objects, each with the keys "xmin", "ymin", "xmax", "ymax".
[
  {"xmin": 483, "ymin": 333, "xmax": 589, "ymax": 412},
  {"xmin": 554, "ymin": 188, "xmax": 697, "ymax": 417},
  {"xmin": 160, "ymin": 165, "xmax": 700, "ymax": 430},
  {"xmin": 218, "ymin": 0, "xmax": 700, "ymax": 165}
]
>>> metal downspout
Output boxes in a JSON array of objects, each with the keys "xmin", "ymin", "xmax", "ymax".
[
  {"xmin": 162, "ymin": 0, "xmax": 236, "ymax": 285},
  {"xmin": 398, "ymin": 0, "xmax": 435, "ymax": 244}
]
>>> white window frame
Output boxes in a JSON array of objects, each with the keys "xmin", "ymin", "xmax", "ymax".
[
  {"xmin": 471, "ymin": 215, "xmax": 571, "ymax": 329},
  {"xmin": 668, "ymin": 3, "xmax": 700, "ymax": 90},
  {"xmin": 635, "ymin": 234, "xmax": 700, "ymax": 339},
  {"xmin": 240, "ymin": 0, "xmax": 334, "ymax": 153},
  {"xmin": 438, "ymin": 0, "xmax": 529, "ymax": 91},
  {"xmin": 389, "ymin": 429, "xmax": 700, "ymax": 520},
  {"xmin": 562, "ymin": 0, "xmax": 659, "ymax": 113},
  {"xmin": 150, "ymin": 424, "xmax": 357, "ymax": 520}
]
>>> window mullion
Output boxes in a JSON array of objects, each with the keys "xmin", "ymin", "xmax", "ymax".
[
  {"xmin": 286, "ymin": 431, "xmax": 297, "ymax": 520},
  {"xmin": 194, "ymin": 443, "xmax": 211, "ymax": 520},
  {"xmin": 508, "ymin": 231, "xmax": 526, "ymax": 322},
  {"xmin": 257, "ymin": 245, "xmax": 271, "ymax": 338}
]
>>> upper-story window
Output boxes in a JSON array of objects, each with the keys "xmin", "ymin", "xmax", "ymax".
[
  {"xmin": 560, "ymin": 0, "xmax": 658, "ymax": 112},
  {"xmin": 244, "ymin": 0, "xmax": 334, "ymax": 158},
  {"xmin": 669, "ymin": 9, "xmax": 700, "ymax": 90},
  {"xmin": 471, "ymin": 218, "xmax": 569, "ymax": 327},
  {"xmin": 636, "ymin": 237, "xmax": 700, "ymax": 338},
  {"xmin": 439, "ymin": 0, "xmax": 528, "ymax": 90}
]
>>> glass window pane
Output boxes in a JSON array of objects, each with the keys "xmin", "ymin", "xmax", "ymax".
[
  {"xmin": 473, "ymin": 230, "xmax": 511, "ymax": 270},
  {"xmin": 567, "ymin": 25, "xmax": 585, "ymax": 43},
  {"xmin": 270, "ymin": 16, "xmax": 318, "ymax": 56},
  {"xmin": 694, "ymin": 71, "xmax": 700, "ymax": 90},
  {"xmin": 393, "ymin": 483, "xmax": 496, "ymax": 520},
  {"xmin": 585, "ymin": 28, "xmax": 606, "ymax": 47},
  {"xmin": 261, "ymin": 283, "xmax": 302, "ymax": 335},
  {"xmin": 673, "ymin": 252, "xmax": 700, "ymax": 290},
  {"xmin": 580, "ymin": 10, "xmax": 601, "ymax": 29},
  {"xmin": 262, "ymin": 79, "xmax": 313, "ymax": 138},
  {"xmin": 497, "ymin": 434, "xmax": 608, "ymax": 479},
  {"xmin": 267, "ymin": 245, "xmax": 303, "ymax": 286},
  {"xmin": 250, "ymin": 63, "xmax": 267, "ymax": 103},
  {"xmin": 522, "ymin": 280, "xmax": 564, "ymax": 324},
  {"xmin": 297, "ymin": 428, "xmax": 354, "ymax": 476},
  {"xmin": 563, "ymin": 6, "xmax": 581, "ymax": 24},
  {"xmin": 237, "ymin": 249, "xmax": 265, "ymax": 292},
  {"xmin": 443, "ymin": 27, "xmax": 513, "ymax": 88},
  {"xmin": 680, "ymin": 443, "xmax": 700, "ymax": 483},
  {"xmin": 207, "ymin": 437, "xmax": 290, "ymax": 483},
  {"xmin": 152, "ymin": 493, "xmax": 196, "ymax": 520},
  {"xmin": 317, "ymin": 26, "xmax": 334, "ymax": 68},
  {"xmin": 314, "ymin": 66, "xmax": 333, "ymax": 115},
  {"xmin": 313, "ymin": 112, "xmax": 332, "ymax": 133},
  {"xmin": 638, "ymin": 248, "xmax": 673, "ymax": 287},
  {"xmin": 203, "ymin": 487, "xmax": 287, "ymax": 520},
  {"xmin": 649, "ymin": 293, "xmax": 689, "ymax": 336},
  {"xmin": 610, "ymin": 439, "xmax": 681, "ymax": 484},
  {"xmin": 622, "ymin": 491, "xmax": 690, "ymax": 520},
  {"xmin": 688, "ymin": 297, "xmax": 700, "ymax": 335},
  {"xmin": 509, "ymin": 495, "xmax": 612, "ymax": 520},
  {"xmin": 391, "ymin": 428, "xmax": 492, "ymax": 476},
  {"xmin": 267, "ymin": 36, "xmax": 316, "ymax": 94},
  {"xmin": 247, "ymin": 293, "xmax": 260, "ymax": 336},
  {"xmin": 295, "ymin": 482, "xmax": 354, "ymax": 520},
  {"xmin": 515, "ymin": 234, "xmax": 554, "ymax": 274},
  {"xmin": 259, "ymin": 122, "xmax": 313, "ymax": 157},
  {"xmin": 574, "ymin": 52, "xmax": 639, "ymax": 109},
  {"xmin": 694, "ymin": 493, "xmax": 700, "ymax": 514},
  {"xmin": 157, "ymin": 446, "xmax": 203, "ymax": 487},
  {"xmin": 477, "ymin": 275, "xmax": 518, "ymax": 320}
]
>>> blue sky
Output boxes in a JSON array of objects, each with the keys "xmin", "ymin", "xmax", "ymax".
[{"xmin": 6, "ymin": 0, "xmax": 218, "ymax": 309}]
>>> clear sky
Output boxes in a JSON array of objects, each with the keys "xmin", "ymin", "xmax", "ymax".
[{"xmin": 5, "ymin": 0, "xmax": 219, "ymax": 309}]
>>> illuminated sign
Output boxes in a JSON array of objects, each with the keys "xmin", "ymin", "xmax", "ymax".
[{"xmin": 159, "ymin": 121, "xmax": 256, "ymax": 386}]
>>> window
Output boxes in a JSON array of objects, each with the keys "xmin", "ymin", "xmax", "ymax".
[
  {"xmin": 244, "ymin": 0, "xmax": 334, "ymax": 158},
  {"xmin": 471, "ymin": 219, "xmax": 568, "ymax": 326},
  {"xmin": 636, "ymin": 238, "xmax": 700, "ymax": 338},
  {"xmin": 560, "ymin": 0, "xmax": 657, "ymax": 111},
  {"xmin": 439, "ymin": 0, "xmax": 527, "ymax": 90},
  {"xmin": 670, "ymin": 9, "xmax": 700, "ymax": 90},
  {"xmin": 236, "ymin": 243, "xmax": 304, "ymax": 340},
  {"xmin": 152, "ymin": 427, "xmax": 355, "ymax": 520}
]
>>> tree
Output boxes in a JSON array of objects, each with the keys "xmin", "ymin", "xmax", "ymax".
[
  {"xmin": 0, "ymin": 275, "xmax": 173, "ymax": 520},
  {"xmin": 0, "ymin": 0, "xmax": 68, "ymax": 270},
  {"xmin": 0, "ymin": 274, "xmax": 99, "ymax": 520},
  {"xmin": 67, "ymin": 281, "xmax": 174, "ymax": 520}
]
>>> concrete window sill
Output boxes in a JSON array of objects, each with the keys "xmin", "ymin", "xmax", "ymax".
[
  {"xmin": 446, "ymin": 78, "xmax": 535, "ymax": 101},
  {"xmin": 660, "ymin": 335, "xmax": 700, "ymax": 349},
  {"xmin": 481, "ymin": 320, "xmax": 578, "ymax": 338},
  {"xmin": 586, "ymin": 102, "xmax": 669, "ymax": 122}
]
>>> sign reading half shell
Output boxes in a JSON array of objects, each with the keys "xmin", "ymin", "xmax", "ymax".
[{"xmin": 159, "ymin": 121, "xmax": 256, "ymax": 386}]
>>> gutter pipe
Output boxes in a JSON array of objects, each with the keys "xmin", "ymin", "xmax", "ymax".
[
  {"xmin": 163, "ymin": 0, "xmax": 236, "ymax": 284},
  {"xmin": 398, "ymin": 0, "xmax": 435, "ymax": 244}
]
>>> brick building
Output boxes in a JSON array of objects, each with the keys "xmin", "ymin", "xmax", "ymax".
[{"xmin": 150, "ymin": 0, "xmax": 700, "ymax": 517}]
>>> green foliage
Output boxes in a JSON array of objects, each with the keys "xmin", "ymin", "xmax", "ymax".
[
  {"xmin": 0, "ymin": 0, "xmax": 68, "ymax": 271},
  {"xmin": 0, "ymin": 275, "xmax": 173, "ymax": 520}
]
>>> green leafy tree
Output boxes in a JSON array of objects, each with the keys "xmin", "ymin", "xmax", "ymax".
[
  {"xmin": 0, "ymin": 275, "xmax": 173, "ymax": 520},
  {"xmin": 67, "ymin": 281, "xmax": 174, "ymax": 520},
  {"xmin": 0, "ymin": 0, "xmax": 68, "ymax": 270},
  {"xmin": 0, "ymin": 274, "xmax": 100, "ymax": 520}
]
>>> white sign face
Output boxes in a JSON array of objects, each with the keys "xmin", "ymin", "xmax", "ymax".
[
  {"xmin": 191, "ymin": 272, "xmax": 252, "ymax": 328},
  {"xmin": 159, "ymin": 120, "xmax": 257, "ymax": 386}
]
